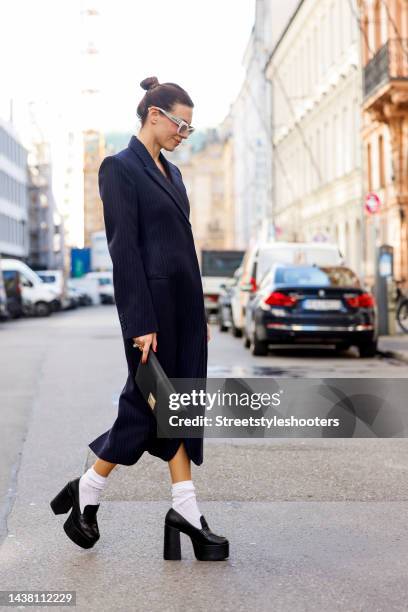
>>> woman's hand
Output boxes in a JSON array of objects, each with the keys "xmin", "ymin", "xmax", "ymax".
[
  {"xmin": 207, "ymin": 322, "xmax": 211, "ymax": 342},
  {"xmin": 133, "ymin": 332, "xmax": 157, "ymax": 364}
]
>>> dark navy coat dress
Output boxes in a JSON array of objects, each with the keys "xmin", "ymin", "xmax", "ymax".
[{"xmin": 88, "ymin": 135, "xmax": 208, "ymax": 466}]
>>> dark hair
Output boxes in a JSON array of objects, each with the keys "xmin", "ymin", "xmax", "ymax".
[{"xmin": 136, "ymin": 76, "xmax": 194, "ymax": 125}]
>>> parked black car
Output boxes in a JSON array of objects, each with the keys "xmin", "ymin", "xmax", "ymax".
[{"xmin": 243, "ymin": 264, "xmax": 378, "ymax": 358}]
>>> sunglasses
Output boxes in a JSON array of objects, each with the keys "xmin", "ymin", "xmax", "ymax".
[{"xmin": 149, "ymin": 106, "xmax": 195, "ymax": 136}]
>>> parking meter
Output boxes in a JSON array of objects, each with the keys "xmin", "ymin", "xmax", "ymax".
[
  {"xmin": 375, "ymin": 245, "xmax": 394, "ymax": 335},
  {"xmin": 386, "ymin": 277, "xmax": 397, "ymax": 335}
]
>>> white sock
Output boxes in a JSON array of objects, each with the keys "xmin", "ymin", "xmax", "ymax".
[
  {"xmin": 171, "ymin": 480, "xmax": 202, "ymax": 529},
  {"xmin": 78, "ymin": 466, "xmax": 107, "ymax": 514}
]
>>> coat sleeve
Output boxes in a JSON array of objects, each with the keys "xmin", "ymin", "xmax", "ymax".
[{"xmin": 98, "ymin": 155, "xmax": 159, "ymax": 341}]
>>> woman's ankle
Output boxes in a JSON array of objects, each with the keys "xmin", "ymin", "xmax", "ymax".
[{"xmin": 93, "ymin": 460, "xmax": 117, "ymax": 478}]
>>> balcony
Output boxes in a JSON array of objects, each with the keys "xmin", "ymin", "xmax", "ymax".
[{"xmin": 364, "ymin": 39, "xmax": 408, "ymax": 101}]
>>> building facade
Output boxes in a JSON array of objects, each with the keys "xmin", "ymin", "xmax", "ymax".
[
  {"xmin": 360, "ymin": 0, "xmax": 408, "ymax": 286},
  {"xmin": 27, "ymin": 140, "xmax": 64, "ymax": 271},
  {"xmin": 230, "ymin": 0, "xmax": 274, "ymax": 248},
  {"xmin": 265, "ymin": 0, "xmax": 364, "ymax": 274},
  {"xmin": 0, "ymin": 119, "xmax": 29, "ymax": 259},
  {"xmin": 83, "ymin": 129, "xmax": 105, "ymax": 247}
]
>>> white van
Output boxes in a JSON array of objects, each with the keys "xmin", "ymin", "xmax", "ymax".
[
  {"xmin": 84, "ymin": 271, "xmax": 114, "ymax": 304},
  {"xmin": 1, "ymin": 259, "xmax": 60, "ymax": 317},
  {"xmin": 230, "ymin": 241, "xmax": 344, "ymax": 335},
  {"xmin": 37, "ymin": 269, "xmax": 70, "ymax": 311}
]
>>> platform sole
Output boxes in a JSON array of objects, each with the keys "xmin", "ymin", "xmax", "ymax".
[
  {"xmin": 63, "ymin": 512, "xmax": 99, "ymax": 549},
  {"xmin": 164, "ymin": 522, "xmax": 229, "ymax": 561}
]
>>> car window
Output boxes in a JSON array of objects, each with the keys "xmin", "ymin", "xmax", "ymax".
[
  {"xmin": 20, "ymin": 274, "xmax": 33, "ymax": 287},
  {"xmin": 258, "ymin": 267, "xmax": 275, "ymax": 288},
  {"xmin": 257, "ymin": 248, "xmax": 295, "ymax": 282},
  {"xmin": 39, "ymin": 274, "xmax": 56, "ymax": 283},
  {"xmin": 320, "ymin": 266, "xmax": 361, "ymax": 287},
  {"xmin": 201, "ymin": 251, "xmax": 244, "ymax": 277},
  {"xmin": 274, "ymin": 266, "xmax": 360, "ymax": 287}
]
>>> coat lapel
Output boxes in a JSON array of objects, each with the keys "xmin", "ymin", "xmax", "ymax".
[
  {"xmin": 166, "ymin": 163, "xmax": 190, "ymax": 218},
  {"xmin": 128, "ymin": 135, "xmax": 191, "ymax": 227}
]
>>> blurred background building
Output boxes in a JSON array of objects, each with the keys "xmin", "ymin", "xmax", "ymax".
[
  {"xmin": 360, "ymin": 0, "xmax": 408, "ymax": 287},
  {"xmin": 2, "ymin": 0, "xmax": 408, "ymax": 294},
  {"xmin": 265, "ymin": 0, "xmax": 363, "ymax": 274},
  {"xmin": 0, "ymin": 117, "xmax": 29, "ymax": 260}
]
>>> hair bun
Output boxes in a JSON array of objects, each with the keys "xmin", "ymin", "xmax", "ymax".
[{"xmin": 140, "ymin": 76, "xmax": 160, "ymax": 91}]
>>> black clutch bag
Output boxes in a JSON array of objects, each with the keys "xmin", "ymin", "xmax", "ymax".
[{"xmin": 135, "ymin": 348, "xmax": 187, "ymax": 430}]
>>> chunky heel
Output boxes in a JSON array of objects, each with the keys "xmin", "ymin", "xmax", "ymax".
[
  {"xmin": 50, "ymin": 483, "xmax": 73, "ymax": 515},
  {"xmin": 163, "ymin": 523, "xmax": 181, "ymax": 560},
  {"xmin": 163, "ymin": 508, "xmax": 229, "ymax": 562},
  {"xmin": 50, "ymin": 477, "xmax": 100, "ymax": 549}
]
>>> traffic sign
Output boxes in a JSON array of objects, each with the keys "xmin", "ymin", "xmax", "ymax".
[{"xmin": 365, "ymin": 192, "xmax": 381, "ymax": 214}]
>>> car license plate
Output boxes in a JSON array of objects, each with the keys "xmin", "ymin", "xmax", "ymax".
[{"xmin": 303, "ymin": 299, "xmax": 342, "ymax": 311}]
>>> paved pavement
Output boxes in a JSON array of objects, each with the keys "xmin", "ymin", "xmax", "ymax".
[
  {"xmin": 378, "ymin": 333, "xmax": 408, "ymax": 363},
  {"xmin": 1, "ymin": 306, "xmax": 408, "ymax": 611}
]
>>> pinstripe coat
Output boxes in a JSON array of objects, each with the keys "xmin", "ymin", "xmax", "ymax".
[{"xmin": 88, "ymin": 135, "xmax": 208, "ymax": 466}]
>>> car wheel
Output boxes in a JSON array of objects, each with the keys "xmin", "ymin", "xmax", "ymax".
[
  {"xmin": 35, "ymin": 301, "xmax": 51, "ymax": 317},
  {"xmin": 231, "ymin": 322, "xmax": 242, "ymax": 337},
  {"xmin": 243, "ymin": 331, "xmax": 250, "ymax": 348},
  {"xmin": 218, "ymin": 315, "xmax": 228, "ymax": 332},
  {"xmin": 250, "ymin": 332, "xmax": 268, "ymax": 356},
  {"xmin": 357, "ymin": 339, "xmax": 378, "ymax": 358}
]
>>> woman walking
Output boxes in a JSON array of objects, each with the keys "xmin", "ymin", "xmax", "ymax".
[{"xmin": 50, "ymin": 77, "xmax": 229, "ymax": 561}]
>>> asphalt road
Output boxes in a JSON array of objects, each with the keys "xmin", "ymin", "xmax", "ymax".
[{"xmin": 0, "ymin": 305, "xmax": 407, "ymax": 612}]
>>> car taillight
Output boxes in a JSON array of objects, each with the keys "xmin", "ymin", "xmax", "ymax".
[
  {"xmin": 264, "ymin": 291, "xmax": 297, "ymax": 307},
  {"xmin": 346, "ymin": 293, "xmax": 375, "ymax": 308}
]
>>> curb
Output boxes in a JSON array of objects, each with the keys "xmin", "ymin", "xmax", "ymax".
[{"xmin": 376, "ymin": 348, "xmax": 408, "ymax": 365}]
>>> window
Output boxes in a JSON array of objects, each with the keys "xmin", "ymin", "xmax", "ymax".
[
  {"xmin": 378, "ymin": 134, "xmax": 385, "ymax": 188},
  {"xmin": 367, "ymin": 143, "xmax": 372, "ymax": 191},
  {"xmin": 324, "ymin": 122, "xmax": 330, "ymax": 182},
  {"xmin": 21, "ymin": 275, "xmax": 33, "ymax": 288},
  {"xmin": 334, "ymin": 114, "xmax": 341, "ymax": 177},
  {"xmin": 313, "ymin": 26, "xmax": 318, "ymax": 85},
  {"xmin": 338, "ymin": 0, "xmax": 344, "ymax": 54},
  {"xmin": 274, "ymin": 265, "xmax": 360, "ymax": 287},
  {"xmin": 316, "ymin": 128, "xmax": 321, "ymax": 187},
  {"xmin": 321, "ymin": 15, "xmax": 326, "ymax": 77},
  {"xmin": 363, "ymin": 15, "xmax": 369, "ymax": 63},
  {"xmin": 374, "ymin": 0, "xmax": 381, "ymax": 52},
  {"xmin": 329, "ymin": 4, "xmax": 335, "ymax": 66},
  {"xmin": 343, "ymin": 107, "xmax": 351, "ymax": 173},
  {"xmin": 353, "ymin": 98, "xmax": 361, "ymax": 168}
]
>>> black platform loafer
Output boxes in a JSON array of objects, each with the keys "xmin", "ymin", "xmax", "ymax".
[
  {"xmin": 163, "ymin": 507, "xmax": 229, "ymax": 561},
  {"xmin": 50, "ymin": 477, "xmax": 100, "ymax": 549}
]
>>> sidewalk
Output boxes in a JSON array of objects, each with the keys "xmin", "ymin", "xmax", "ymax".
[{"xmin": 378, "ymin": 332, "xmax": 408, "ymax": 364}]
